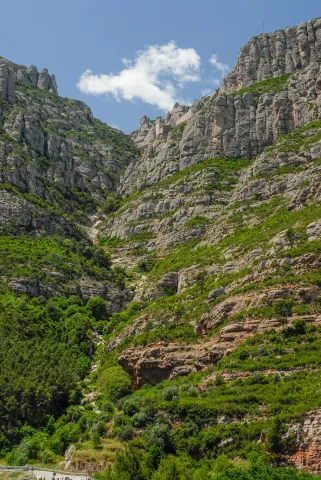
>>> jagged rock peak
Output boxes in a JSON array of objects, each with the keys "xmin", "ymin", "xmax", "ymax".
[
  {"xmin": 222, "ymin": 17, "xmax": 321, "ymax": 93},
  {"xmin": 0, "ymin": 56, "xmax": 58, "ymax": 102}
]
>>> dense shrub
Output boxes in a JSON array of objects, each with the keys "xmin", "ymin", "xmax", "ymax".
[
  {"xmin": 86, "ymin": 296, "xmax": 108, "ymax": 320},
  {"xmin": 162, "ymin": 387, "xmax": 179, "ymax": 401},
  {"xmin": 145, "ymin": 424, "xmax": 174, "ymax": 452},
  {"xmin": 123, "ymin": 399, "xmax": 140, "ymax": 417},
  {"xmin": 131, "ymin": 412, "xmax": 148, "ymax": 428},
  {"xmin": 100, "ymin": 366, "xmax": 131, "ymax": 402},
  {"xmin": 117, "ymin": 425, "xmax": 134, "ymax": 442}
]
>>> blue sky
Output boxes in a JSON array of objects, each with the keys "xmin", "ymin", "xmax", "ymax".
[{"xmin": 1, "ymin": 0, "xmax": 320, "ymax": 132}]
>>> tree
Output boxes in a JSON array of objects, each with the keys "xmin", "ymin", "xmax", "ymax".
[
  {"xmin": 274, "ymin": 300, "xmax": 293, "ymax": 330},
  {"xmin": 145, "ymin": 424, "xmax": 174, "ymax": 453},
  {"xmin": 152, "ymin": 456, "xmax": 190, "ymax": 480},
  {"xmin": 266, "ymin": 418, "xmax": 285, "ymax": 455},
  {"xmin": 92, "ymin": 432, "xmax": 102, "ymax": 450},
  {"xmin": 100, "ymin": 366, "xmax": 131, "ymax": 402},
  {"xmin": 285, "ymin": 228, "xmax": 296, "ymax": 248},
  {"xmin": 195, "ymin": 271, "xmax": 207, "ymax": 294},
  {"xmin": 94, "ymin": 247, "xmax": 111, "ymax": 269},
  {"xmin": 118, "ymin": 425, "xmax": 134, "ymax": 442},
  {"xmin": 104, "ymin": 446, "xmax": 150, "ymax": 480},
  {"xmin": 86, "ymin": 296, "xmax": 108, "ymax": 320}
]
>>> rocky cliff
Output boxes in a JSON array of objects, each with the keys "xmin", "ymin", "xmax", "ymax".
[
  {"xmin": 0, "ymin": 56, "xmax": 138, "ymax": 314},
  {"xmin": 0, "ymin": 57, "xmax": 137, "ymax": 236},
  {"xmin": 89, "ymin": 16, "xmax": 321, "ymax": 475},
  {"xmin": 118, "ymin": 18, "xmax": 321, "ymax": 196},
  {"xmin": 222, "ymin": 18, "xmax": 321, "ymax": 92}
]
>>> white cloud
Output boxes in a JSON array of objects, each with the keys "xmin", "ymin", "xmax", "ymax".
[
  {"xmin": 78, "ymin": 42, "xmax": 201, "ymax": 111},
  {"xmin": 209, "ymin": 54, "xmax": 229, "ymax": 78}
]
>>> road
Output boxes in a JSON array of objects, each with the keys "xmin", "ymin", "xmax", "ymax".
[
  {"xmin": 32, "ymin": 469, "xmax": 90, "ymax": 480},
  {"xmin": 0, "ymin": 467, "xmax": 90, "ymax": 480}
]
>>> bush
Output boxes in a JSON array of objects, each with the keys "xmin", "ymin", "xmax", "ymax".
[
  {"xmin": 100, "ymin": 366, "xmax": 131, "ymax": 402},
  {"xmin": 94, "ymin": 247, "xmax": 111, "ymax": 269},
  {"xmin": 292, "ymin": 318, "xmax": 306, "ymax": 335},
  {"xmin": 102, "ymin": 194, "xmax": 122, "ymax": 214},
  {"xmin": 162, "ymin": 387, "xmax": 179, "ymax": 401},
  {"xmin": 118, "ymin": 425, "xmax": 134, "ymax": 442},
  {"xmin": 86, "ymin": 296, "xmax": 108, "ymax": 320},
  {"xmin": 265, "ymin": 418, "xmax": 286, "ymax": 454},
  {"xmin": 91, "ymin": 420, "xmax": 106, "ymax": 435},
  {"xmin": 104, "ymin": 446, "xmax": 150, "ymax": 480},
  {"xmin": 100, "ymin": 400, "xmax": 115, "ymax": 414},
  {"xmin": 131, "ymin": 412, "xmax": 148, "ymax": 428},
  {"xmin": 92, "ymin": 432, "xmax": 102, "ymax": 450},
  {"xmin": 114, "ymin": 414, "xmax": 126, "ymax": 427},
  {"xmin": 123, "ymin": 399, "xmax": 140, "ymax": 417},
  {"xmin": 145, "ymin": 424, "xmax": 174, "ymax": 452},
  {"xmin": 152, "ymin": 456, "xmax": 189, "ymax": 480}
]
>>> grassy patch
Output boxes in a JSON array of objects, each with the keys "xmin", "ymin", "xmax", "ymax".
[
  {"xmin": 184, "ymin": 216, "xmax": 210, "ymax": 228},
  {"xmin": 230, "ymin": 74, "xmax": 291, "ymax": 97}
]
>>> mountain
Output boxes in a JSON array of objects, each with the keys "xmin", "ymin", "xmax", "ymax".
[{"xmin": 2, "ymin": 16, "xmax": 321, "ymax": 480}]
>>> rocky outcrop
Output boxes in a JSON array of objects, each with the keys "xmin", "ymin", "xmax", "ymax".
[
  {"xmin": 118, "ymin": 313, "xmax": 298, "ymax": 389},
  {"xmin": 290, "ymin": 410, "xmax": 321, "ymax": 473},
  {"xmin": 119, "ymin": 18, "xmax": 321, "ymax": 196},
  {"xmin": 222, "ymin": 18, "xmax": 321, "ymax": 93},
  {"xmin": 0, "ymin": 56, "xmax": 137, "ymax": 235},
  {"xmin": 0, "ymin": 62, "xmax": 15, "ymax": 102},
  {"xmin": 118, "ymin": 341, "xmax": 226, "ymax": 389},
  {"xmin": 0, "ymin": 56, "xmax": 58, "ymax": 102}
]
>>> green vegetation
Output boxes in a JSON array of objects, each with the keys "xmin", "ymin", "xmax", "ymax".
[
  {"xmin": 4, "ymin": 58, "xmax": 321, "ymax": 480},
  {"xmin": 102, "ymin": 449, "xmax": 320, "ymax": 480},
  {"xmin": 184, "ymin": 216, "xmax": 210, "ymax": 228},
  {"xmin": 266, "ymin": 120, "xmax": 321, "ymax": 155},
  {"xmin": 169, "ymin": 122, "xmax": 187, "ymax": 134},
  {"xmin": 0, "ymin": 233, "xmax": 130, "ymax": 457},
  {"xmin": 0, "ymin": 235, "xmax": 112, "ymax": 280},
  {"xmin": 230, "ymin": 74, "xmax": 291, "ymax": 97}
]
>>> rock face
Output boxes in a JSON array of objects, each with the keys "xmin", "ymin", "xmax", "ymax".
[
  {"xmin": 0, "ymin": 56, "xmax": 138, "ymax": 312},
  {"xmin": 290, "ymin": 410, "xmax": 321, "ymax": 473},
  {"xmin": 0, "ymin": 56, "xmax": 137, "ymax": 235},
  {"xmin": 102, "ymin": 11, "xmax": 321, "ymax": 399},
  {"xmin": 118, "ymin": 18, "xmax": 321, "ymax": 195},
  {"xmin": 222, "ymin": 18, "xmax": 321, "ymax": 93},
  {"xmin": 0, "ymin": 56, "xmax": 58, "ymax": 102},
  {"xmin": 118, "ymin": 311, "xmax": 294, "ymax": 389}
]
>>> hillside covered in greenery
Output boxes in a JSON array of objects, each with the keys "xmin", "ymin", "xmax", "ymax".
[{"xmin": 3, "ymin": 15, "xmax": 321, "ymax": 480}]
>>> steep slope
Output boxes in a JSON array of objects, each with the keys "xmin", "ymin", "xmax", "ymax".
[
  {"xmin": 3, "ymin": 17, "xmax": 321, "ymax": 480},
  {"xmin": 0, "ymin": 56, "xmax": 137, "ymax": 234},
  {"xmin": 87, "ymin": 16, "xmax": 321, "ymax": 477},
  {"xmin": 119, "ymin": 17, "xmax": 321, "ymax": 195},
  {"xmin": 0, "ymin": 57, "xmax": 138, "ymax": 459}
]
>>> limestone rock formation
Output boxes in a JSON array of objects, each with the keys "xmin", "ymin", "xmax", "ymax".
[
  {"xmin": 0, "ymin": 56, "xmax": 58, "ymax": 102},
  {"xmin": 0, "ymin": 56, "xmax": 137, "ymax": 235},
  {"xmin": 222, "ymin": 18, "xmax": 321, "ymax": 93},
  {"xmin": 118, "ymin": 18, "xmax": 321, "ymax": 196},
  {"xmin": 290, "ymin": 410, "xmax": 321, "ymax": 473}
]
